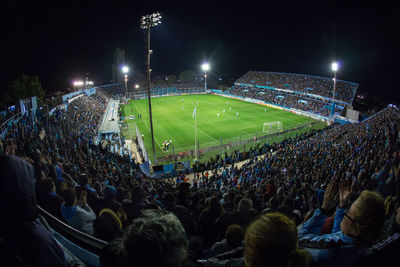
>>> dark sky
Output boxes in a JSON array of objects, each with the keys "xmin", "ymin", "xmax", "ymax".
[{"xmin": 3, "ymin": 2, "xmax": 399, "ymax": 102}]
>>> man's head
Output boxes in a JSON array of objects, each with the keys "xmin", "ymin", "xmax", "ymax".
[
  {"xmin": 225, "ymin": 224, "xmax": 244, "ymax": 248},
  {"xmin": 340, "ymin": 190, "xmax": 385, "ymax": 244},
  {"xmin": 244, "ymin": 212, "xmax": 310, "ymax": 267},
  {"xmin": 63, "ymin": 187, "xmax": 77, "ymax": 207},
  {"xmin": 238, "ymin": 198, "xmax": 253, "ymax": 214},
  {"xmin": 123, "ymin": 210, "xmax": 188, "ymax": 267},
  {"xmin": 79, "ymin": 173, "xmax": 89, "ymax": 186}
]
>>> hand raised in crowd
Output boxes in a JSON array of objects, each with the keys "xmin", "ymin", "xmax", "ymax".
[
  {"xmin": 339, "ymin": 179, "xmax": 355, "ymax": 208},
  {"xmin": 321, "ymin": 176, "xmax": 339, "ymax": 212}
]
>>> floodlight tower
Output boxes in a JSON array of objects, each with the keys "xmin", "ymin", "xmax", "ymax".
[
  {"xmin": 201, "ymin": 62, "xmax": 210, "ymax": 92},
  {"xmin": 141, "ymin": 12, "xmax": 161, "ymax": 165},
  {"xmin": 122, "ymin": 66, "xmax": 129, "ymax": 100},
  {"xmin": 331, "ymin": 62, "xmax": 338, "ymax": 118}
]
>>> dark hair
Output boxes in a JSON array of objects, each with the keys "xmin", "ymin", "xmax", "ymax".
[
  {"xmin": 123, "ymin": 210, "xmax": 188, "ymax": 267},
  {"xmin": 94, "ymin": 209, "xmax": 122, "ymax": 242},
  {"xmin": 63, "ymin": 187, "xmax": 76, "ymax": 207},
  {"xmin": 79, "ymin": 173, "xmax": 89, "ymax": 186},
  {"xmin": 244, "ymin": 212, "xmax": 311, "ymax": 267},
  {"xmin": 225, "ymin": 224, "xmax": 244, "ymax": 248}
]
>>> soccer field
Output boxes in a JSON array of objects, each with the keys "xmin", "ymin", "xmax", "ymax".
[{"xmin": 122, "ymin": 94, "xmax": 323, "ymax": 162}]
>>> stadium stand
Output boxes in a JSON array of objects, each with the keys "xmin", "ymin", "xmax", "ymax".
[
  {"xmin": 0, "ymin": 81, "xmax": 399, "ymax": 266},
  {"xmin": 227, "ymin": 71, "xmax": 359, "ymax": 118}
]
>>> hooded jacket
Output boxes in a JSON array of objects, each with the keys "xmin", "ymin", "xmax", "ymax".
[
  {"xmin": 0, "ymin": 154, "xmax": 68, "ymax": 266},
  {"xmin": 61, "ymin": 200, "xmax": 96, "ymax": 236}
]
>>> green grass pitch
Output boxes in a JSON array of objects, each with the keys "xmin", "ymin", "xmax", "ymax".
[{"xmin": 122, "ymin": 94, "xmax": 321, "ymax": 161}]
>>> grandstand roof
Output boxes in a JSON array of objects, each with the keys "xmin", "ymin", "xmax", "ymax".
[{"xmin": 98, "ymin": 99, "xmax": 120, "ymax": 134}]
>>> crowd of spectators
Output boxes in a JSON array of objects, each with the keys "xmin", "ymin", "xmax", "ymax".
[
  {"xmin": 1, "ymin": 89, "xmax": 399, "ymax": 266},
  {"xmin": 236, "ymin": 71, "xmax": 358, "ymax": 104},
  {"xmin": 228, "ymin": 85, "xmax": 342, "ymax": 117}
]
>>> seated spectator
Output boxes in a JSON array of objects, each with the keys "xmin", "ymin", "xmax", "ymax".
[
  {"xmin": 298, "ymin": 178, "xmax": 385, "ymax": 267},
  {"xmin": 199, "ymin": 197, "xmax": 225, "ymax": 248},
  {"xmin": 245, "ymin": 212, "xmax": 312, "ymax": 267},
  {"xmin": 94, "ymin": 208, "xmax": 123, "ymax": 242},
  {"xmin": 36, "ymin": 178, "xmax": 65, "ymax": 221},
  {"xmin": 97, "ymin": 185, "xmax": 121, "ymax": 214},
  {"xmin": 121, "ymin": 210, "xmax": 188, "ymax": 267},
  {"xmin": 356, "ymin": 201, "xmax": 400, "ymax": 267},
  {"xmin": 61, "ymin": 187, "xmax": 97, "ymax": 235},
  {"xmin": 205, "ymin": 224, "xmax": 244, "ymax": 259},
  {"xmin": 0, "ymin": 155, "xmax": 70, "ymax": 266},
  {"xmin": 75, "ymin": 173, "xmax": 99, "ymax": 209},
  {"xmin": 164, "ymin": 191, "xmax": 197, "ymax": 237},
  {"xmin": 123, "ymin": 184, "xmax": 147, "ymax": 222},
  {"xmin": 235, "ymin": 198, "xmax": 258, "ymax": 229}
]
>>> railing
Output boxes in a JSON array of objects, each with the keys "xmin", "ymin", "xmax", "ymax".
[{"xmin": 37, "ymin": 205, "xmax": 107, "ymax": 255}]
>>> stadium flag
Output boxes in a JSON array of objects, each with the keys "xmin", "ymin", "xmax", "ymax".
[{"xmin": 193, "ymin": 106, "xmax": 197, "ymax": 118}]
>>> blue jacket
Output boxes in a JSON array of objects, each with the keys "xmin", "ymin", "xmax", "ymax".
[
  {"xmin": 61, "ymin": 201, "xmax": 96, "ymax": 235},
  {"xmin": 298, "ymin": 207, "xmax": 362, "ymax": 267}
]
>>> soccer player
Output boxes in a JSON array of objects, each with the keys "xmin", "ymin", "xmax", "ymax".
[
  {"xmin": 217, "ymin": 113, "xmax": 220, "ymax": 118},
  {"xmin": 236, "ymin": 112, "xmax": 239, "ymax": 117}
]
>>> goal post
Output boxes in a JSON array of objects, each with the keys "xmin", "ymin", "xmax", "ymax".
[{"xmin": 263, "ymin": 121, "xmax": 283, "ymax": 135}]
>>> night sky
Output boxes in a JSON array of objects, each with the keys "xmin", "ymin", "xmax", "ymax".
[{"xmin": 3, "ymin": 2, "xmax": 398, "ymax": 102}]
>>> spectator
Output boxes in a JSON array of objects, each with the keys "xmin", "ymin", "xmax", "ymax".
[
  {"xmin": 121, "ymin": 210, "xmax": 188, "ymax": 267},
  {"xmin": 0, "ymin": 155, "xmax": 70, "ymax": 266},
  {"xmin": 123, "ymin": 184, "xmax": 147, "ymax": 223},
  {"xmin": 245, "ymin": 212, "xmax": 312, "ymax": 267},
  {"xmin": 199, "ymin": 197, "xmax": 225, "ymax": 248},
  {"xmin": 205, "ymin": 224, "xmax": 244, "ymax": 259},
  {"xmin": 298, "ymin": 178, "xmax": 385, "ymax": 267},
  {"xmin": 356, "ymin": 201, "xmax": 400, "ymax": 267},
  {"xmin": 61, "ymin": 187, "xmax": 97, "ymax": 235},
  {"xmin": 36, "ymin": 178, "xmax": 65, "ymax": 221}
]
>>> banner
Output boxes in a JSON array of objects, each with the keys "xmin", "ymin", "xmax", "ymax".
[{"xmin": 163, "ymin": 164, "xmax": 174, "ymax": 173}]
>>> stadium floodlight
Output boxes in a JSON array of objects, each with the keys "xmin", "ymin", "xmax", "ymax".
[
  {"xmin": 330, "ymin": 61, "xmax": 339, "ymax": 118},
  {"xmin": 140, "ymin": 12, "xmax": 162, "ymax": 29},
  {"xmin": 122, "ymin": 66, "xmax": 129, "ymax": 100},
  {"xmin": 201, "ymin": 62, "xmax": 210, "ymax": 92},
  {"xmin": 332, "ymin": 62, "xmax": 338, "ymax": 72},
  {"xmin": 141, "ymin": 12, "xmax": 162, "ymax": 165},
  {"xmin": 135, "ymin": 84, "xmax": 140, "ymax": 89},
  {"xmin": 73, "ymin": 81, "xmax": 84, "ymax": 87},
  {"xmin": 201, "ymin": 62, "xmax": 210, "ymax": 72}
]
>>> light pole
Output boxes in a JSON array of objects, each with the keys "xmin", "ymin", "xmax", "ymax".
[
  {"xmin": 331, "ymin": 62, "xmax": 338, "ymax": 118},
  {"xmin": 141, "ymin": 12, "xmax": 161, "ymax": 165},
  {"xmin": 122, "ymin": 66, "xmax": 129, "ymax": 100},
  {"xmin": 201, "ymin": 62, "xmax": 210, "ymax": 92}
]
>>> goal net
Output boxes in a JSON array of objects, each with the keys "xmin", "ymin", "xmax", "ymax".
[{"xmin": 263, "ymin": 121, "xmax": 283, "ymax": 135}]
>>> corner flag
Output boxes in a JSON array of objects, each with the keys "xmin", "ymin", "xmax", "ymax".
[{"xmin": 193, "ymin": 106, "xmax": 197, "ymax": 118}]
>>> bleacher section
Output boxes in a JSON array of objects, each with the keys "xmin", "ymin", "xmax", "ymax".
[{"xmin": 227, "ymin": 71, "xmax": 359, "ymax": 118}]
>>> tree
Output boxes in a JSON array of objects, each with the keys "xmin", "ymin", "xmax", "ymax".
[
  {"xmin": 178, "ymin": 70, "xmax": 196, "ymax": 83},
  {"xmin": 2, "ymin": 74, "xmax": 45, "ymax": 105},
  {"xmin": 167, "ymin": 74, "xmax": 176, "ymax": 85}
]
